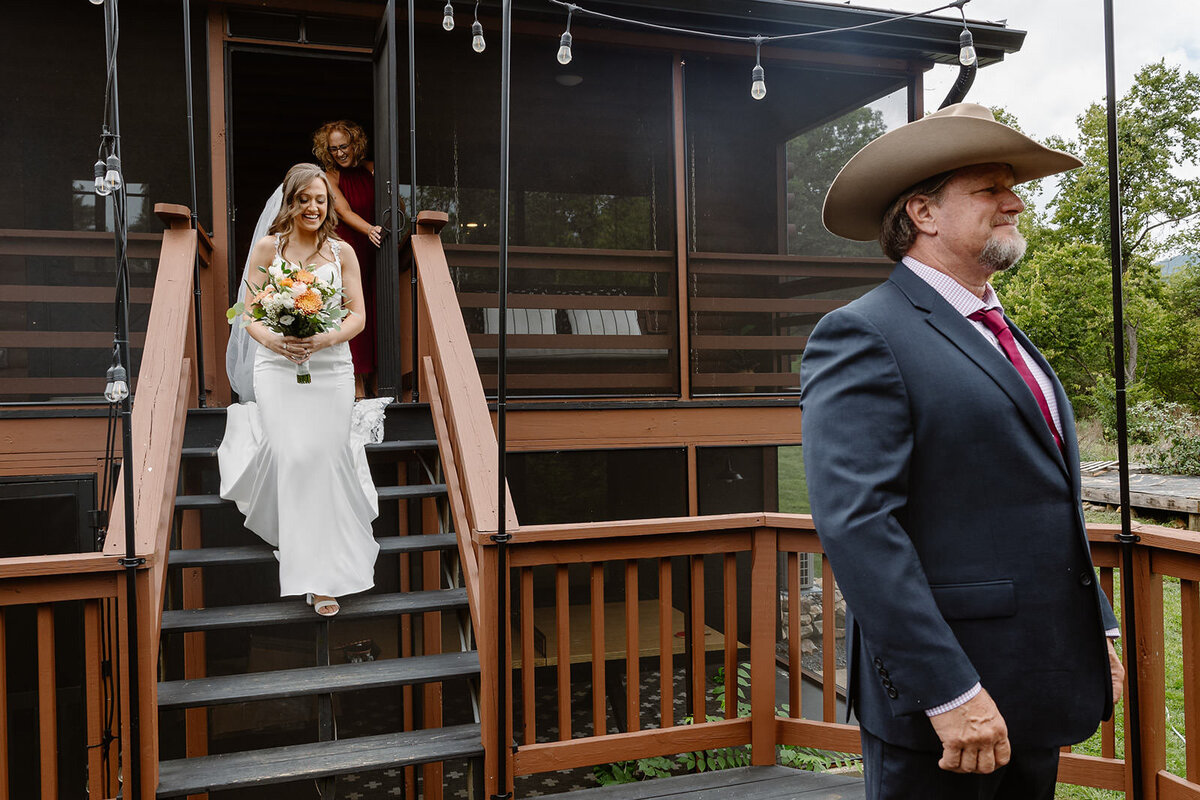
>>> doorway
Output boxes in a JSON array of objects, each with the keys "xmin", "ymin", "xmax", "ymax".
[{"xmin": 227, "ymin": 48, "xmax": 374, "ymax": 285}]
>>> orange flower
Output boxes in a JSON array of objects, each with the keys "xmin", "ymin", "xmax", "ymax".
[
  {"xmin": 250, "ymin": 287, "xmax": 274, "ymax": 305},
  {"xmin": 293, "ymin": 269, "xmax": 317, "ymax": 285},
  {"xmin": 279, "ymin": 277, "xmax": 294, "ymax": 288},
  {"xmin": 295, "ymin": 289, "xmax": 323, "ymax": 315}
]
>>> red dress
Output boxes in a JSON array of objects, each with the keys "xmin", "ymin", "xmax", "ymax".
[{"xmin": 335, "ymin": 165, "xmax": 376, "ymax": 376}]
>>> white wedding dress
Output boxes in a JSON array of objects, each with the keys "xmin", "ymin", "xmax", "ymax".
[{"xmin": 218, "ymin": 234, "xmax": 386, "ymax": 598}]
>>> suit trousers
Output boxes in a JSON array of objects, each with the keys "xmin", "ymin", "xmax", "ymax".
[{"xmin": 861, "ymin": 727, "xmax": 1060, "ymax": 800}]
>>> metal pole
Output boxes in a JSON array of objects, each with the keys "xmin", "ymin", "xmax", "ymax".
[
  {"xmin": 182, "ymin": 0, "xmax": 207, "ymax": 406},
  {"xmin": 104, "ymin": 1, "xmax": 143, "ymax": 797},
  {"xmin": 408, "ymin": 0, "xmax": 420, "ymax": 401},
  {"xmin": 1102, "ymin": 2, "xmax": 1142, "ymax": 798},
  {"xmin": 491, "ymin": 0, "xmax": 513, "ymax": 797}
]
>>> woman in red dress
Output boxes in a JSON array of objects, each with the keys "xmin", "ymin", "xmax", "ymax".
[{"xmin": 313, "ymin": 120, "xmax": 383, "ymax": 398}]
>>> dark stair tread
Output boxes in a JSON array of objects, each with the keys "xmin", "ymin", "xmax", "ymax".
[
  {"xmin": 156, "ymin": 723, "xmax": 482, "ymax": 797},
  {"xmin": 161, "ymin": 588, "xmax": 468, "ymax": 633},
  {"xmin": 169, "ymin": 534, "xmax": 457, "ymax": 568},
  {"xmin": 175, "ymin": 483, "xmax": 446, "ymax": 510},
  {"xmin": 158, "ymin": 649, "xmax": 479, "ymax": 709},
  {"xmin": 181, "ymin": 438, "xmax": 438, "ymax": 459}
]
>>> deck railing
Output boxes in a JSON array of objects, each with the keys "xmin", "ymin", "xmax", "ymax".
[
  {"xmin": 409, "ymin": 210, "xmax": 1200, "ymax": 799},
  {"xmin": 0, "ymin": 205, "xmax": 201, "ymax": 798},
  {"xmin": 0, "ymin": 215, "xmax": 213, "ymax": 404}
]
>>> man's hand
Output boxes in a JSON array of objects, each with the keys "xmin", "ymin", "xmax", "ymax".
[
  {"xmin": 928, "ymin": 688, "xmax": 1011, "ymax": 774},
  {"xmin": 1108, "ymin": 639, "xmax": 1125, "ymax": 705}
]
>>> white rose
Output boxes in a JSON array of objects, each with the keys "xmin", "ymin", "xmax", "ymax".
[
  {"xmin": 281, "ymin": 295, "xmax": 295, "ymax": 309},
  {"xmin": 268, "ymin": 264, "xmax": 284, "ymax": 279},
  {"xmin": 279, "ymin": 315, "xmax": 295, "ymax": 326}
]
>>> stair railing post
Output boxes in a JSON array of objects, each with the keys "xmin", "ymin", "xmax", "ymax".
[
  {"xmin": 181, "ymin": 0, "xmax": 207, "ymax": 407},
  {"xmin": 492, "ymin": 0, "xmax": 514, "ymax": 797}
]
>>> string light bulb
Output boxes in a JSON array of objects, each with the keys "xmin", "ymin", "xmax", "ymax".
[
  {"xmin": 89, "ymin": 0, "xmax": 105, "ymax": 5},
  {"xmin": 442, "ymin": 2, "xmax": 454, "ymax": 31},
  {"xmin": 104, "ymin": 349, "xmax": 129, "ymax": 403},
  {"xmin": 750, "ymin": 38, "xmax": 766, "ymax": 100},
  {"xmin": 471, "ymin": 1, "xmax": 485, "ymax": 52},
  {"xmin": 958, "ymin": 27, "xmax": 977, "ymax": 66},
  {"xmin": 557, "ymin": 5, "xmax": 574, "ymax": 65},
  {"xmin": 93, "ymin": 159, "xmax": 111, "ymax": 197},
  {"xmin": 104, "ymin": 154, "xmax": 123, "ymax": 193}
]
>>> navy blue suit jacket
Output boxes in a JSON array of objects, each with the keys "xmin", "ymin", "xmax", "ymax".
[{"xmin": 800, "ymin": 264, "xmax": 1117, "ymax": 752}]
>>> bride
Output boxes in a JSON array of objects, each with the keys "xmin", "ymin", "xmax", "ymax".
[{"xmin": 219, "ymin": 163, "xmax": 384, "ymax": 617}]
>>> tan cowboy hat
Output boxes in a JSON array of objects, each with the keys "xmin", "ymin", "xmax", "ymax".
[{"xmin": 822, "ymin": 103, "xmax": 1082, "ymax": 241}]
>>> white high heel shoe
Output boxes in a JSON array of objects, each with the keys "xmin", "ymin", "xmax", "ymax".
[{"xmin": 305, "ymin": 593, "xmax": 340, "ymax": 617}]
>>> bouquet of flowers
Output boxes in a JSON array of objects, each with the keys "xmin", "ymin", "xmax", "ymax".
[{"xmin": 227, "ymin": 257, "xmax": 348, "ymax": 384}]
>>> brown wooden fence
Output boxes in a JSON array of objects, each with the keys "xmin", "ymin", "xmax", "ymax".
[{"xmin": 410, "ymin": 209, "xmax": 1200, "ymax": 800}]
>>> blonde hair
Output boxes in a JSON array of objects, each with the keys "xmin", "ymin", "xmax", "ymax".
[
  {"xmin": 269, "ymin": 164, "xmax": 341, "ymax": 256},
  {"xmin": 312, "ymin": 120, "xmax": 369, "ymax": 171}
]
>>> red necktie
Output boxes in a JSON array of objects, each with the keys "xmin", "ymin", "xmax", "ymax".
[{"xmin": 968, "ymin": 307, "xmax": 1063, "ymax": 451}]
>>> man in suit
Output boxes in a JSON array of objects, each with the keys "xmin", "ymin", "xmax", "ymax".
[{"xmin": 800, "ymin": 103, "xmax": 1125, "ymax": 799}]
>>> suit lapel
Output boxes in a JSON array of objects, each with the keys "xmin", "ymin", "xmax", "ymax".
[{"xmin": 889, "ymin": 266, "xmax": 1069, "ymax": 477}]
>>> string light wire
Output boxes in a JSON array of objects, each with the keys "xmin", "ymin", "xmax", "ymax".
[{"xmin": 546, "ymin": 0, "xmax": 971, "ymax": 46}]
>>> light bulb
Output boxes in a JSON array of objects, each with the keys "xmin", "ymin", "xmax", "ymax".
[
  {"xmin": 471, "ymin": 20, "xmax": 485, "ymax": 53},
  {"xmin": 104, "ymin": 363, "xmax": 129, "ymax": 403},
  {"xmin": 442, "ymin": 3, "xmax": 454, "ymax": 31},
  {"xmin": 104, "ymin": 154, "xmax": 122, "ymax": 192},
  {"xmin": 959, "ymin": 28, "xmax": 977, "ymax": 66},
  {"xmin": 89, "ymin": 0, "xmax": 104, "ymax": 5},
  {"xmin": 751, "ymin": 64, "xmax": 766, "ymax": 101},
  {"xmin": 556, "ymin": 31, "xmax": 573, "ymax": 65},
  {"xmin": 94, "ymin": 160, "xmax": 111, "ymax": 197}
]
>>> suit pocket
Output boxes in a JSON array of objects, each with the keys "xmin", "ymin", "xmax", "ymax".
[{"xmin": 929, "ymin": 579, "xmax": 1016, "ymax": 620}]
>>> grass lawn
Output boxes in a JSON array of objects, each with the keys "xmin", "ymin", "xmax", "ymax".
[{"xmin": 776, "ymin": 449, "xmax": 1190, "ymax": 797}]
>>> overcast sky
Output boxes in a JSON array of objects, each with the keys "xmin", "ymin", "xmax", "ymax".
[{"xmin": 856, "ymin": 0, "xmax": 1200, "ymax": 143}]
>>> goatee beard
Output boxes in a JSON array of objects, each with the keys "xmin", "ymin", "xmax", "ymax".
[{"xmin": 979, "ymin": 231, "xmax": 1027, "ymax": 272}]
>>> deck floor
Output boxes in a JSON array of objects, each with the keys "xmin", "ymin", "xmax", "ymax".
[{"xmin": 546, "ymin": 765, "xmax": 864, "ymax": 799}]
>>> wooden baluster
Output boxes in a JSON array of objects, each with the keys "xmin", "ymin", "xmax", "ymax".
[
  {"xmin": 1182, "ymin": 577, "xmax": 1199, "ymax": 782},
  {"xmin": 422, "ymin": 492, "xmax": 444, "ymax": 800},
  {"xmin": 788, "ymin": 552, "xmax": 801, "ymax": 719},
  {"xmin": 37, "ymin": 606, "xmax": 57, "ymax": 799},
  {"xmin": 84, "ymin": 601, "xmax": 103, "ymax": 800},
  {"xmin": 397, "ymin": 464, "xmax": 416, "ymax": 800},
  {"xmin": 625, "ymin": 560, "xmax": 640, "ymax": 732},
  {"xmin": 556, "ymin": 565, "xmax": 571, "ymax": 740},
  {"xmin": 521, "ymin": 567, "xmax": 536, "ymax": 745},
  {"xmin": 690, "ymin": 556, "xmax": 705, "ymax": 722},
  {"xmin": 750, "ymin": 528, "xmax": 776, "ymax": 765},
  {"xmin": 591, "ymin": 564, "xmax": 606, "ymax": 736},
  {"xmin": 179, "ymin": 505, "xmax": 209, "ymax": 800},
  {"xmin": 1100, "ymin": 566, "xmax": 1117, "ymax": 760},
  {"xmin": 0, "ymin": 610, "xmax": 8, "ymax": 800},
  {"xmin": 1132, "ymin": 547, "xmax": 1165, "ymax": 800},
  {"xmin": 723, "ymin": 553, "xmax": 737, "ymax": 720},
  {"xmin": 659, "ymin": 558, "xmax": 673, "ymax": 728},
  {"xmin": 822, "ymin": 558, "xmax": 837, "ymax": 722}
]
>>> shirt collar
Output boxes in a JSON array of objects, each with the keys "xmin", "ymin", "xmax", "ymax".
[{"xmin": 901, "ymin": 255, "xmax": 1002, "ymax": 317}]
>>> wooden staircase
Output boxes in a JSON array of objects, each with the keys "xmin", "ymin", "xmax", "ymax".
[{"xmin": 154, "ymin": 403, "xmax": 483, "ymax": 798}]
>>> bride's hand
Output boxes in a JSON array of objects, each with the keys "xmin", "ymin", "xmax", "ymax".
[
  {"xmin": 279, "ymin": 335, "xmax": 315, "ymax": 363},
  {"xmin": 292, "ymin": 332, "xmax": 337, "ymax": 360}
]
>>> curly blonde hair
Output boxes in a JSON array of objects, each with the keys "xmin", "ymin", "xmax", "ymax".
[
  {"xmin": 312, "ymin": 120, "xmax": 369, "ymax": 171},
  {"xmin": 269, "ymin": 163, "xmax": 341, "ymax": 256}
]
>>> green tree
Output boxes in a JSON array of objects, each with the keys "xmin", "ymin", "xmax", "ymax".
[
  {"xmin": 786, "ymin": 106, "xmax": 888, "ymax": 256},
  {"xmin": 1042, "ymin": 61, "xmax": 1200, "ymax": 383},
  {"xmin": 996, "ymin": 61, "xmax": 1200, "ymax": 410}
]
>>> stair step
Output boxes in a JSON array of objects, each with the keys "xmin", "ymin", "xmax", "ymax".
[
  {"xmin": 156, "ymin": 723, "xmax": 482, "ymax": 797},
  {"xmin": 168, "ymin": 533, "xmax": 457, "ymax": 568},
  {"xmin": 161, "ymin": 588, "xmax": 468, "ymax": 633},
  {"xmin": 181, "ymin": 438, "xmax": 439, "ymax": 460},
  {"xmin": 158, "ymin": 649, "xmax": 479, "ymax": 709},
  {"xmin": 175, "ymin": 483, "xmax": 447, "ymax": 510}
]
